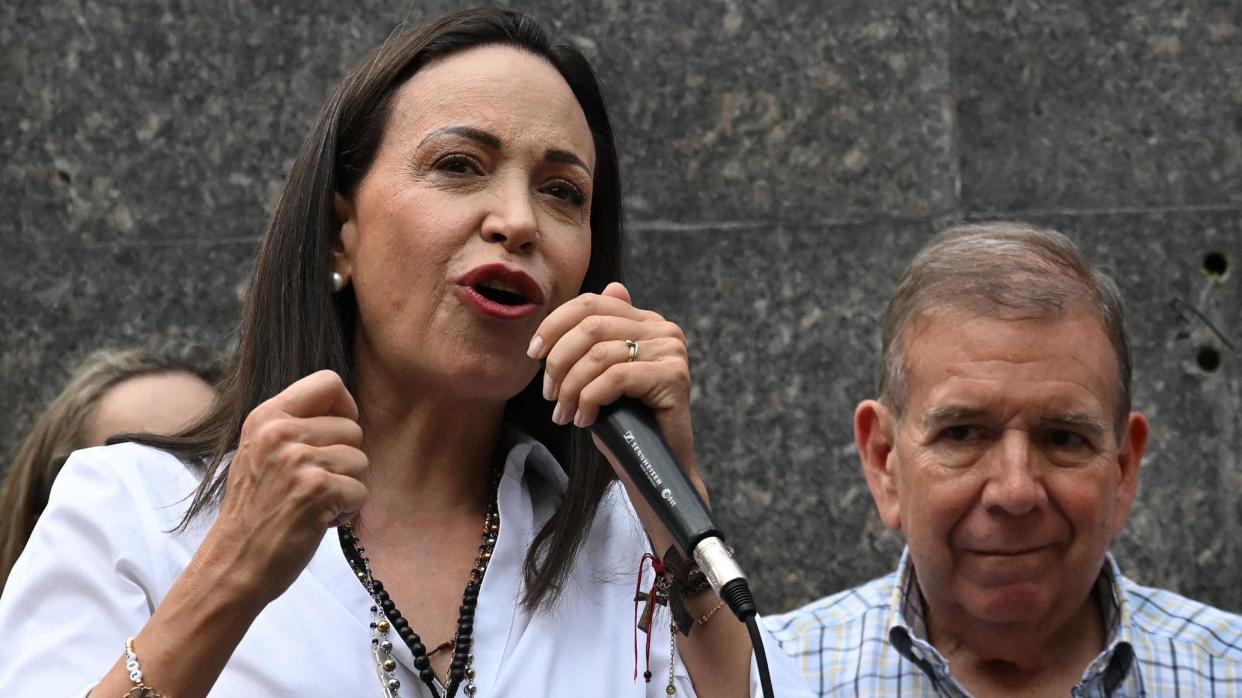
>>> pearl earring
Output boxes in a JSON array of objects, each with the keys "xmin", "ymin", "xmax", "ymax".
[{"xmin": 331, "ymin": 271, "xmax": 346, "ymax": 292}]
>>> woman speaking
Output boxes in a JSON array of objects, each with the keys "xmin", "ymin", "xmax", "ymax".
[{"xmin": 0, "ymin": 8, "xmax": 804, "ymax": 697}]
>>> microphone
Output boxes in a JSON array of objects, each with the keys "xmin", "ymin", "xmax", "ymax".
[{"xmin": 592, "ymin": 397, "xmax": 756, "ymax": 621}]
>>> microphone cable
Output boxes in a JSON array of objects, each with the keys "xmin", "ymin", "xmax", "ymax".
[
  {"xmin": 748, "ymin": 616, "xmax": 776, "ymax": 698},
  {"xmin": 592, "ymin": 398, "xmax": 777, "ymax": 697},
  {"xmin": 717, "ymin": 575, "xmax": 775, "ymax": 698}
]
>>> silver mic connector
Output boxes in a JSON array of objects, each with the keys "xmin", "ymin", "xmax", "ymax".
[{"xmin": 691, "ymin": 536, "xmax": 746, "ymax": 595}]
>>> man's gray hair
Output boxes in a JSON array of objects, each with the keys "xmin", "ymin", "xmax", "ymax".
[{"xmin": 879, "ymin": 222, "xmax": 1132, "ymax": 428}]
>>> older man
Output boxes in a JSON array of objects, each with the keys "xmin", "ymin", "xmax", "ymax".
[{"xmin": 767, "ymin": 223, "xmax": 1242, "ymax": 696}]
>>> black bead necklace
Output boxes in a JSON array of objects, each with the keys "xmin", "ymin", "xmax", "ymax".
[{"xmin": 339, "ymin": 465, "xmax": 501, "ymax": 698}]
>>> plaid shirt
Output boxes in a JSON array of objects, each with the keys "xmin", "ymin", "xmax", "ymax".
[{"xmin": 765, "ymin": 549, "xmax": 1242, "ymax": 696}]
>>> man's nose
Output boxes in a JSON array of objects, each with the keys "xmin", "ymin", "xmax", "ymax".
[
  {"xmin": 980, "ymin": 431, "xmax": 1047, "ymax": 516},
  {"xmin": 480, "ymin": 177, "xmax": 538, "ymax": 254}
]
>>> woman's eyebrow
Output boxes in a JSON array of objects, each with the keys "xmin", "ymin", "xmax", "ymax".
[
  {"xmin": 545, "ymin": 149, "xmax": 591, "ymax": 175},
  {"xmin": 419, "ymin": 126, "xmax": 590, "ymax": 175},
  {"xmin": 419, "ymin": 125, "xmax": 501, "ymax": 149}
]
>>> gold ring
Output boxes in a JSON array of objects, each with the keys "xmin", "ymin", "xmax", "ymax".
[{"xmin": 625, "ymin": 338, "xmax": 639, "ymax": 362}]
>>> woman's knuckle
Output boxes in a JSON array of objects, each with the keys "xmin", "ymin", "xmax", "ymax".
[
  {"xmin": 296, "ymin": 468, "xmax": 330, "ymax": 499},
  {"xmin": 299, "ymin": 442, "xmax": 322, "ymax": 462},
  {"xmin": 580, "ymin": 293, "xmax": 601, "ymax": 312},
  {"xmin": 581, "ymin": 314, "xmax": 607, "ymax": 338},
  {"xmin": 544, "ymin": 367, "xmax": 565, "ymax": 388},
  {"xmin": 663, "ymin": 321, "xmax": 686, "ymax": 343},
  {"xmin": 673, "ymin": 363, "xmax": 692, "ymax": 388},
  {"xmin": 252, "ymin": 422, "xmax": 284, "ymax": 453},
  {"xmin": 578, "ymin": 378, "xmax": 605, "ymax": 404},
  {"xmin": 277, "ymin": 419, "xmax": 306, "ymax": 442},
  {"xmin": 242, "ymin": 407, "xmax": 269, "ymax": 437},
  {"xmin": 602, "ymin": 362, "xmax": 627, "ymax": 386},
  {"xmin": 587, "ymin": 342, "xmax": 612, "ymax": 363},
  {"xmin": 320, "ymin": 369, "xmax": 344, "ymax": 390}
]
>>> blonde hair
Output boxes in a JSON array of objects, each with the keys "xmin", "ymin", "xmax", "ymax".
[{"xmin": 0, "ymin": 342, "xmax": 222, "ymax": 590}]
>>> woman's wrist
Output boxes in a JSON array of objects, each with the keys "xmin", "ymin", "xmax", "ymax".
[
  {"xmin": 118, "ymin": 554, "xmax": 267, "ymax": 697},
  {"xmin": 87, "ymin": 537, "xmax": 271, "ymax": 698},
  {"xmin": 192, "ymin": 524, "xmax": 274, "ymax": 614}
]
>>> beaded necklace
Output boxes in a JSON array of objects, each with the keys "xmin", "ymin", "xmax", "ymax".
[{"xmin": 339, "ymin": 465, "xmax": 501, "ymax": 698}]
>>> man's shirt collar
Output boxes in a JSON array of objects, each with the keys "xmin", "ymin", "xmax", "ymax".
[{"xmin": 885, "ymin": 548, "xmax": 1141, "ymax": 696}]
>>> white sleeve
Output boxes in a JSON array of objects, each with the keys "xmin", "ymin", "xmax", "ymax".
[{"xmin": 0, "ymin": 448, "xmax": 166, "ymax": 697}]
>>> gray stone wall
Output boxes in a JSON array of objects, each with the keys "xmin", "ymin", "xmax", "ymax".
[{"xmin": 2, "ymin": 1, "xmax": 1239, "ymax": 613}]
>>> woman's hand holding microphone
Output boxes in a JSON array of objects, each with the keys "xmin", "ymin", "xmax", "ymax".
[{"xmin": 530, "ymin": 281, "xmax": 707, "ymax": 538}]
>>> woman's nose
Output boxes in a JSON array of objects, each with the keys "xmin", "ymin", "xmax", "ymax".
[
  {"xmin": 980, "ymin": 431, "xmax": 1047, "ymax": 517},
  {"xmin": 480, "ymin": 179, "xmax": 538, "ymax": 254}
]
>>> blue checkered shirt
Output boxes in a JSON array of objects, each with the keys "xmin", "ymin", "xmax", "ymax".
[{"xmin": 765, "ymin": 549, "xmax": 1242, "ymax": 696}]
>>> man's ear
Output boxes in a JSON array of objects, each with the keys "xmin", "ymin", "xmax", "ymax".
[
  {"xmin": 1112, "ymin": 411, "xmax": 1149, "ymax": 536},
  {"xmin": 856, "ymin": 399, "xmax": 902, "ymax": 531},
  {"xmin": 333, "ymin": 192, "xmax": 357, "ymax": 278}
]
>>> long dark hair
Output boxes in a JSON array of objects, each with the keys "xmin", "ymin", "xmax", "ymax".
[{"xmin": 140, "ymin": 8, "xmax": 622, "ymax": 611}]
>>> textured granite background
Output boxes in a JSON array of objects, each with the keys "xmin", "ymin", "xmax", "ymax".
[{"xmin": 2, "ymin": 1, "xmax": 1239, "ymax": 614}]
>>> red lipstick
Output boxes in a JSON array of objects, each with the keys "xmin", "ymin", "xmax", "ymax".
[{"xmin": 455, "ymin": 264, "xmax": 545, "ymax": 321}]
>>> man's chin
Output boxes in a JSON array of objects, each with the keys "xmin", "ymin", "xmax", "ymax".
[{"xmin": 958, "ymin": 583, "xmax": 1055, "ymax": 626}]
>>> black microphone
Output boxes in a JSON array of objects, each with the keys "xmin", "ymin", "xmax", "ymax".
[{"xmin": 592, "ymin": 397, "xmax": 756, "ymax": 622}]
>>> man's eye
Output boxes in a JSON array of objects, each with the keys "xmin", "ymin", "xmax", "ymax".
[
  {"xmin": 544, "ymin": 180, "xmax": 585, "ymax": 207},
  {"xmin": 942, "ymin": 425, "xmax": 978, "ymax": 442},
  {"xmin": 434, "ymin": 154, "xmax": 482, "ymax": 175},
  {"xmin": 1046, "ymin": 429, "xmax": 1087, "ymax": 449}
]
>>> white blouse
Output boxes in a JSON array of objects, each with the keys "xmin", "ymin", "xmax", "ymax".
[{"xmin": 0, "ymin": 435, "xmax": 809, "ymax": 697}]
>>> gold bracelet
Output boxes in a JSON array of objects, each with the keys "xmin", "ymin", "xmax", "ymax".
[{"xmin": 695, "ymin": 600, "xmax": 727, "ymax": 626}]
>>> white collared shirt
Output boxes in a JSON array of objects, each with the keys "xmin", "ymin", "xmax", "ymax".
[{"xmin": 0, "ymin": 436, "xmax": 809, "ymax": 697}]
